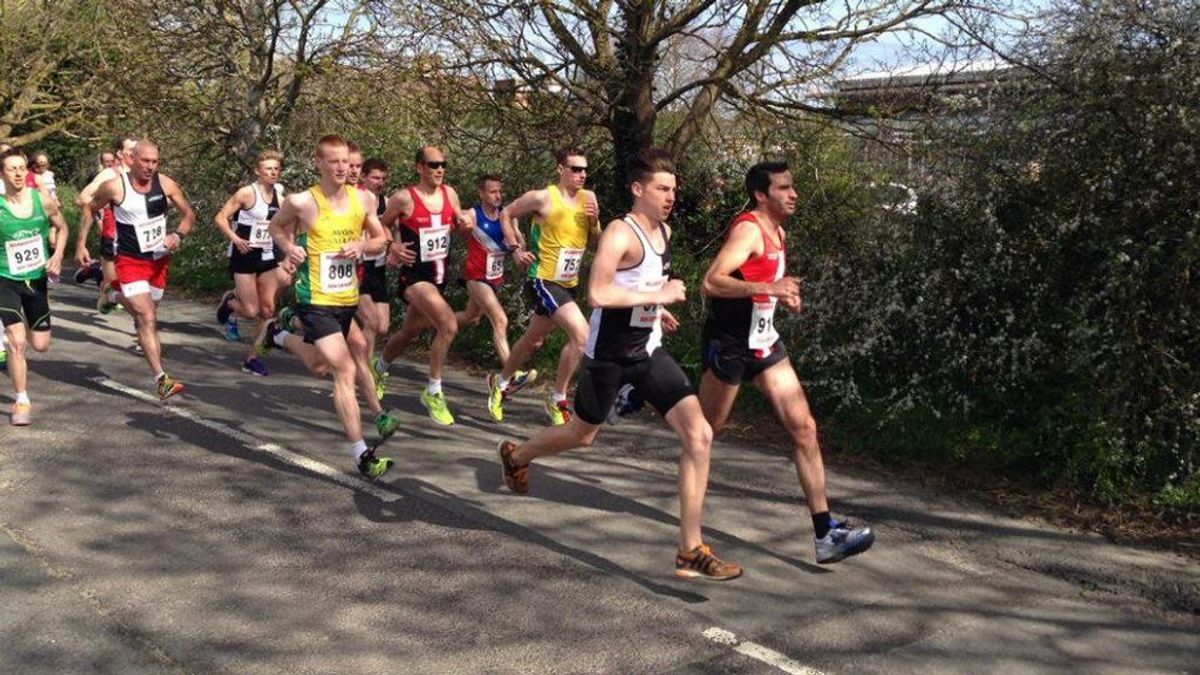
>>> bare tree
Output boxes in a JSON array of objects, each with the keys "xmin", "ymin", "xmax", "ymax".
[{"xmin": 408, "ymin": 0, "xmax": 982, "ymax": 186}]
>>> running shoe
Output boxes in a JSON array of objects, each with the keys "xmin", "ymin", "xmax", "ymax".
[
  {"xmin": 0, "ymin": 348, "xmax": 7, "ymax": 372},
  {"xmin": 258, "ymin": 319, "xmax": 283, "ymax": 355},
  {"xmin": 241, "ymin": 357, "xmax": 269, "ymax": 376},
  {"xmin": 357, "ymin": 447, "xmax": 394, "ymax": 480},
  {"xmin": 497, "ymin": 439, "xmax": 529, "ymax": 494},
  {"xmin": 216, "ymin": 290, "xmax": 236, "ymax": 325},
  {"xmin": 277, "ymin": 305, "xmax": 298, "ymax": 331},
  {"xmin": 375, "ymin": 410, "xmax": 400, "ymax": 439},
  {"xmin": 674, "ymin": 544, "xmax": 743, "ymax": 581},
  {"xmin": 156, "ymin": 374, "xmax": 184, "ymax": 401},
  {"xmin": 486, "ymin": 373, "xmax": 504, "ymax": 422},
  {"xmin": 97, "ymin": 283, "xmax": 119, "ymax": 314},
  {"xmin": 369, "ymin": 356, "xmax": 389, "ymax": 402},
  {"xmin": 224, "ymin": 319, "xmax": 241, "ymax": 342},
  {"xmin": 505, "ymin": 369, "xmax": 538, "ymax": 396},
  {"xmin": 10, "ymin": 401, "xmax": 31, "ymax": 426},
  {"xmin": 73, "ymin": 264, "xmax": 93, "ymax": 284},
  {"xmin": 606, "ymin": 383, "xmax": 645, "ymax": 425},
  {"xmin": 421, "ymin": 389, "xmax": 455, "ymax": 426},
  {"xmin": 815, "ymin": 519, "xmax": 875, "ymax": 564},
  {"xmin": 544, "ymin": 393, "xmax": 571, "ymax": 426}
]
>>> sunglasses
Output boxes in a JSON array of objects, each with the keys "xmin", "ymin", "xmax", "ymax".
[
  {"xmin": 424, "ymin": 161, "xmax": 448, "ymax": 170},
  {"xmin": 565, "ymin": 165, "xmax": 588, "ymax": 174}
]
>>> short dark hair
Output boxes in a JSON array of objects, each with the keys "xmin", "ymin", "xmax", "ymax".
[
  {"xmin": 0, "ymin": 148, "xmax": 26, "ymax": 165},
  {"xmin": 627, "ymin": 147, "xmax": 675, "ymax": 186},
  {"xmin": 347, "ymin": 140, "xmax": 362, "ymax": 155},
  {"xmin": 555, "ymin": 146, "xmax": 586, "ymax": 165},
  {"xmin": 477, "ymin": 173, "xmax": 503, "ymax": 190},
  {"xmin": 113, "ymin": 135, "xmax": 137, "ymax": 154},
  {"xmin": 745, "ymin": 161, "xmax": 789, "ymax": 203},
  {"xmin": 363, "ymin": 157, "xmax": 389, "ymax": 175}
]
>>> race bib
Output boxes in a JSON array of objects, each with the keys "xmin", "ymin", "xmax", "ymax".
[
  {"xmin": 135, "ymin": 215, "xmax": 166, "ymax": 254},
  {"xmin": 5, "ymin": 235, "xmax": 45, "ymax": 275},
  {"xmin": 419, "ymin": 225, "xmax": 450, "ymax": 262},
  {"xmin": 319, "ymin": 252, "xmax": 356, "ymax": 293},
  {"xmin": 554, "ymin": 248, "xmax": 584, "ymax": 282},
  {"xmin": 485, "ymin": 251, "xmax": 505, "ymax": 280},
  {"xmin": 630, "ymin": 277, "xmax": 664, "ymax": 328},
  {"xmin": 248, "ymin": 220, "xmax": 273, "ymax": 249},
  {"xmin": 748, "ymin": 299, "xmax": 779, "ymax": 350}
]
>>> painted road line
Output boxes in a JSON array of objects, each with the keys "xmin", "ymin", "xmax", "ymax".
[
  {"xmin": 703, "ymin": 627, "xmax": 824, "ymax": 675},
  {"xmin": 92, "ymin": 377, "xmax": 392, "ymax": 501}
]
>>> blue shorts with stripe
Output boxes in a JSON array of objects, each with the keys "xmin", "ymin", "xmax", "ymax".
[{"xmin": 523, "ymin": 278, "xmax": 576, "ymax": 317}]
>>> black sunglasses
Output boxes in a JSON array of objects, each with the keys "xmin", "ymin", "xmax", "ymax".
[
  {"xmin": 565, "ymin": 165, "xmax": 588, "ymax": 174},
  {"xmin": 424, "ymin": 161, "xmax": 448, "ymax": 170}
]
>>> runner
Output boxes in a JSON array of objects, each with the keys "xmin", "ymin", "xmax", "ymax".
[
  {"xmin": 213, "ymin": 150, "xmax": 286, "ymax": 374},
  {"xmin": 347, "ymin": 142, "xmax": 364, "ymax": 186},
  {"xmin": 457, "ymin": 173, "xmax": 533, "ymax": 421},
  {"xmin": 87, "ymin": 140, "xmax": 196, "ymax": 399},
  {"xmin": 0, "ymin": 148, "xmax": 69, "ymax": 425},
  {"xmin": 497, "ymin": 148, "xmax": 740, "ymax": 579},
  {"xmin": 371, "ymin": 145, "xmax": 464, "ymax": 426},
  {"xmin": 698, "ymin": 160, "xmax": 874, "ymax": 564},
  {"xmin": 487, "ymin": 146, "xmax": 599, "ymax": 426},
  {"xmin": 76, "ymin": 136, "xmax": 138, "ymax": 314},
  {"xmin": 256, "ymin": 134, "xmax": 401, "ymax": 479},
  {"xmin": 357, "ymin": 157, "xmax": 392, "ymax": 400}
]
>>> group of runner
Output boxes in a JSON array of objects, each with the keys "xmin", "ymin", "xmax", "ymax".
[{"xmin": 1, "ymin": 135, "xmax": 873, "ymax": 579}]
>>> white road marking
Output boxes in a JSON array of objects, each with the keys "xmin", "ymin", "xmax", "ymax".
[
  {"xmin": 92, "ymin": 377, "xmax": 392, "ymax": 501},
  {"xmin": 703, "ymin": 627, "xmax": 824, "ymax": 675}
]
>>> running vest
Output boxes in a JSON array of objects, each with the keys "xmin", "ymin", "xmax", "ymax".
[
  {"xmin": 584, "ymin": 215, "xmax": 671, "ymax": 363},
  {"xmin": 464, "ymin": 205, "xmax": 508, "ymax": 281},
  {"xmin": 0, "ymin": 190, "xmax": 50, "ymax": 281},
  {"xmin": 397, "ymin": 185, "xmax": 455, "ymax": 284},
  {"xmin": 232, "ymin": 183, "xmax": 282, "ymax": 258},
  {"xmin": 113, "ymin": 173, "xmax": 169, "ymax": 260},
  {"xmin": 528, "ymin": 184, "xmax": 595, "ymax": 287},
  {"xmin": 705, "ymin": 212, "xmax": 786, "ymax": 358},
  {"xmin": 294, "ymin": 185, "xmax": 366, "ymax": 307}
]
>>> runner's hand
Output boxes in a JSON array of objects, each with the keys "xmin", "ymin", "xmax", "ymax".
[
  {"xmin": 514, "ymin": 249, "xmax": 536, "ymax": 269},
  {"xmin": 47, "ymin": 253, "xmax": 63, "ymax": 278},
  {"xmin": 75, "ymin": 245, "xmax": 92, "ymax": 268},
  {"xmin": 657, "ymin": 279, "xmax": 686, "ymax": 305},
  {"xmin": 767, "ymin": 276, "xmax": 801, "ymax": 301},
  {"xmin": 338, "ymin": 241, "xmax": 365, "ymax": 261},
  {"xmin": 165, "ymin": 233, "xmax": 182, "ymax": 251},
  {"xmin": 286, "ymin": 244, "xmax": 307, "ymax": 266},
  {"xmin": 661, "ymin": 309, "xmax": 680, "ymax": 333},
  {"xmin": 232, "ymin": 237, "xmax": 252, "ymax": 255},
  {"xmin": 781, "ymin": 294, "xmax": 803, "ymax": 313},
  {"xmin": 584, "ymin": 192, "xmax": 599, "ymax": 219},
  {"xmin": 388, "ymin": 240, "xmax": 416, "ymax": 267}
]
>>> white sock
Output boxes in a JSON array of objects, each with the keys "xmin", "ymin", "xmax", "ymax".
[
  {"xmin": 350, "ymin": 438, "xmax": 368, "ymax": 460},
  {"xmin": 15, "ymin": 391, "xmax": 29, "ymax": 405},
  {"xmin": 154, "ymin": 371, "xmax": 166, "ymax": 382},
  {"xmin": 375, "ymin": 356, "xmax": 391, "ymax": 374},
  {"xmin": 498, "ymin": 375, "xmax": 510, "ymax": 390},
  {"xmin": 553, "ymin": 391, "xmax": 567, "ymax": 404},
  {"xmin": 273, "ymin": 329, "xmax": 291, "ymax": 348},
  {"xmin": 427, "ymin": 379, "xmax": 442, "ymax": 396}
]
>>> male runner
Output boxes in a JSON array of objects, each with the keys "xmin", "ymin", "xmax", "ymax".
[
  {"xmin": 371, "ymin": 146, "xmax": 464, "ymax": 426},
  {"xmin": 357, "ymin": 157, "xmax": 392, "ymax": 399},
  {"xmin": 88, "ymin": 140, "xmax": 196, "ymax": 399},
  {"xmin": 73, "ymin": 150, "xmax": 123, "ymax": 286},
  {"xmin": 347, "ymin": 143, "xmax": 364, "ymax": 185},
  {"xmin": 257, "ymin": 134, "xmax": 401, "ymax": 478},
  {"xmin": 488, "ymin": 146, "xmax": 599, "ymax": 425},
  {"xmin": 699, "ymin": 160, "xmax": 874, "ymax": 564},
  {"xmin": 0, "ymin": 149, "xmax": 68, "ymax": 425},
  {"xmin": 213, "ymin": 149, "xmax": 286, "ymax": 374},
  {"xmin": 498, "ymin": 148, "xmax": 741, "ymax": 580},
  {"xmin": 76, "ymin": 136, "xmax": 138, "ymax": 314}
]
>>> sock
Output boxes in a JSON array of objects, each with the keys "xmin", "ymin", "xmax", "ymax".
[
  {"xmin": 553, "ymin": 391, "xmax": 567, "ymax": 404},
  {"xmin": 350, "ymin": 438, "xmax": 368, "ymax": 460},
  {"xmin": 15, "ymin": 391, "xmax": 29, "ymax": 405},
  {"xmin": 273, "ymin": 329, "xmax": 291, "ymax": 348},
  {"xmin": 375, "ymin": 356, "xmax": 391, "ymax": 374},
  {"xmin": 498, "ymin": 375, "xmax": 511, "ymax": 390},
  {"xmin": 427, "ymin": 378, "xmax": 442, "ymax": 396},
  {"xmin": 812, "ymin": 511, "xmax": 833, "ymax": 539},
  {"xmin": 154, "ymin": 372, "xmax": 166, "ymax": 382}
]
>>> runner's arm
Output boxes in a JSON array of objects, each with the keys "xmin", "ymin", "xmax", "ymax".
[
  {"xmin": 77, "ymin": 168, "xmax": 115, "ymax": 208},
  {"xmin": 701, "ymin": 220, "xmax": 798, "ymax": 300},
  {"xmin": 457, "ymin": 206, "xmax": 476, "ymax": 234},
  {"xmin": 75, "ymin": 201, "xmax": 97, "ymax": 266},
  {"xmin": 585, "ymin": 190, "xmax": 602, "ymax": 247},
  {"xmin": 500, "ymin": 189, "xmax": 546, "ymax": 247},
  {"xmin": 587, "ymin": 219, "xmax": 684, "ymax": 309},
  {"xmin": 213, "ymin": 186, "xmax": 254, "ymax": 245},
  {"xmin": 161, "ymin": 176, "xmax": 196, "ymax": 249},
  {"xmin": 447, "ymin": 186, "xmax": 468, "ymax": 230},
  {"xmin": 382, "ymin": 190, "xmax": 416, "ymax": 266},
  {"xmin": 43, "ymin": 196, "xmax": 69, "ymax": 276},
  {"xmin": 358, "ymin": 191, "xmax": 389, "ymax": 257}
]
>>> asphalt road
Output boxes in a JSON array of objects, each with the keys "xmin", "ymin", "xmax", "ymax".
[{"xmin": 1, "ymin": 281, "xmax": 1197, "ymax": 674}]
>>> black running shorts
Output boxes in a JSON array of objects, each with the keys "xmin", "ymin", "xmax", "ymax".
[
  {"xmin": 0, "ymin": 276, "xmax": 51, "ymax": 331},
  {"xmin": 702, "ymin": 339, "xmax": 788, "ymax": 385},
  {"xmin": 360, "ymin": 263, "xmax": 389, "ymax": 303},
  {"xmin": 524, "ymin": 278, "xmax": 576, "ymax": 317},
  {"xmin": 573, "ymin": 348, "xmax": 694, "ymax": 425},
  {"xmin": 297, "ymin": 304, "xmax": 356, "ymax": 344}
]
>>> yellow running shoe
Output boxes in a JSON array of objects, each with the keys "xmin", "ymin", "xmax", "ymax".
[{"xmin": 421, "ymin": 389, "xmax": 455, "ymax": 426}]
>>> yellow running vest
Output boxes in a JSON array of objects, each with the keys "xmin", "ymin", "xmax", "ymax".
[
  {"xmin": 295, "ymin": 185, "xmax": 365, "ymax": 306},
  {"xmin": 529, "ymin": 184, "xmax": 598, "ymax": 288}
]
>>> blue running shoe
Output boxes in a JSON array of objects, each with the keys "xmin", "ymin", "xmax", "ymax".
[{"xmin": 241, "ymin": 357, "xmax": 269, "ymax": 376}]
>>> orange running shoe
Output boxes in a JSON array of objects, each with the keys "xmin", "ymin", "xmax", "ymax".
[
  {"xmin": 497, "ymin": 440, "xmax": 529, "ymax": 494},
  {"xmin": 675, "ymin": 544, "xmax": 743, "ymax": 581}
]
